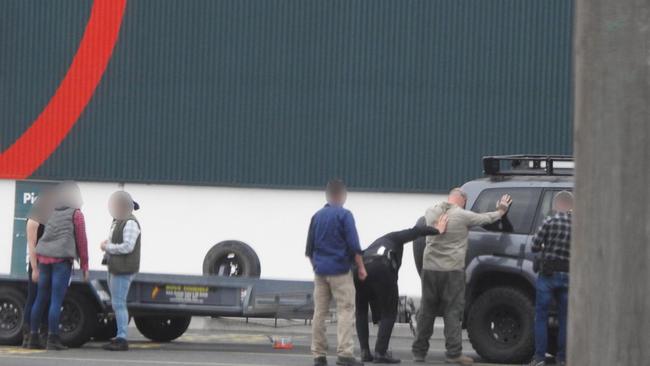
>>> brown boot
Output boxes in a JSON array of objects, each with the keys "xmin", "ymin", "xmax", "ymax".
[{"xmin": 445, "ymin": 354, "xmax": 474, "ymax": 365}]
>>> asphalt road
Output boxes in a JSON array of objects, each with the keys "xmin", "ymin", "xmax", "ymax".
[{"xmin": 0, "ymin": 318, "xmax": 516, "ymax": 366}]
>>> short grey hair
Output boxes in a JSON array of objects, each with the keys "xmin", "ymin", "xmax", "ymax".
[
  {"xmin": 554, "ymin": 190, "xmax": 574, "ymax": 206},
  {"xmin": 449, "ymin": 188, "xmax": 468, "ymax": 200}
]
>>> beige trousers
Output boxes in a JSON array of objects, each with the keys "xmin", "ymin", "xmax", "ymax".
[{"xmin": 311, "ymin": 271, "xmax": 356, "ymax": 358}]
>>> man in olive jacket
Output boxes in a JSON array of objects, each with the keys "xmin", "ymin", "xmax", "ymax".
[
  {"xmin": 412, "ymin": 188, "xmax": 512, "ymax": 365},
  {"xmin": 100, "ymin": 191, "xmax": 141, "ymax": 351}
]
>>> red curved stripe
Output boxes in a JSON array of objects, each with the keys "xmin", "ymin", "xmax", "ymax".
[{"xmin": 0, "ymin": 0, "xmax": 126, "ymax": 179}]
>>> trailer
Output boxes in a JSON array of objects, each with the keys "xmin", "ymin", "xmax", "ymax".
[{"xmin": 0, "ymin": 270, "xmax": 315, "ymax": 347}]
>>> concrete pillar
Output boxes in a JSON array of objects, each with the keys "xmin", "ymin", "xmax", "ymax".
[{"xmin": 570, "ymin": 0, "xmax": 649, "ymax": 365}]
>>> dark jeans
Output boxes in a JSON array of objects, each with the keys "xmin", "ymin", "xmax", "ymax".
[
  {"xmin": 354, "ymin": 257, "xmax": 399, "ymax": 355},
  {"xmin": 534, "ymin": 272, "xmax": 569, "ymax": 362},
  {"xmin": 30, "ymin": 261, "xmax": 72, "ymax": 335},
  {"xmin": 23, "ymin": 265, "xmax": 48, "ymax": 330},
  {"xmin": 412, "ymin": 270, "xmax": 465, "ymax": 359}
]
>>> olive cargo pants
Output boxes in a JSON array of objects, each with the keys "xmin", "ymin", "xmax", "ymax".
[
  {"xmin": 311, "ymin": 271, "xmax": 356, "ymax": 358},
  {"xmin": 412, "ymin": 270, "xmax": 465, "ymax": 358}
]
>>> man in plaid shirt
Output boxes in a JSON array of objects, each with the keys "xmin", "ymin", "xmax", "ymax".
[{"xmin": 529, "ymin": 191, "xmax": 573, "ymax": 366}]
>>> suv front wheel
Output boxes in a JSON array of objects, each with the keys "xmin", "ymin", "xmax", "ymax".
[{"xmin": 467, "ymin": 286, "xmax": 534, "ymax": 364}]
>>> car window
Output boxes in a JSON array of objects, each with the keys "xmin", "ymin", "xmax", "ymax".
[
  {"xmin": 470, "ymin": 188, "xmax": 542, "ymax": 234},
  {"xmin": 532, "ymin": 189, "xmax": 573, "ymax": 231}
]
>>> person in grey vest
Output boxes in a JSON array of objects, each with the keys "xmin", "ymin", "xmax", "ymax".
[
  {"xmin": 100, "ymin": 191, "xmax": 141, "ymax": 351},
  {"xmin": 28, "ymin": 181, "xmax": 89, "ymax": 350},
  {"xmin": 22, "ymin": 189, "xmax": 54, "ymax": 348}
]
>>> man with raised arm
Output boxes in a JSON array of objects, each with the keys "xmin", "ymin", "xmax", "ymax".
[{"xmin": 412, "ymin": 188, "xmax": 512, "ymax": 365}]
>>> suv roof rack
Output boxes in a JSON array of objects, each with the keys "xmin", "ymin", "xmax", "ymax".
[{"xmin": 483, "ymin": 155, "xmax": 574, "ymax": 176}]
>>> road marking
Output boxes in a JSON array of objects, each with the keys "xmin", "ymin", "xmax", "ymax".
[
  {"xmin": 179, "ymin": 333, "xmax": 308, "ymax": 344},
  {"xmin": 180, "ymin": 333, "xmax": 271, "ymax": 344},
  {"xmin": 0, "ymin": 354, "xmax": 264, "ymax": 366},
  {"xmin": 0, "ymin": 346, "xmax": 46, "ymax": 355},
  {"xmin": 128, "ymin": 343, "xmax": 161, "ymax": 349},
  {"xmin": 0, "ymin": 349, "xmax": 503, "ymax": 365}
]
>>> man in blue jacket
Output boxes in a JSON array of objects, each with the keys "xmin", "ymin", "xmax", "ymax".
[{"xmin": 306, "ymin": 179, "xmax": 368, "ymax": 366}]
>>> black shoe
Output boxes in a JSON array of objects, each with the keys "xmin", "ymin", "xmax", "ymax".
[
  {"xmin": 412, "ymin": 353, "xmax": 426, "ymax": 363},
  {"xmin": 336, "ymin": 356, "xmax": 364, "ymax": 366},
  {"xmin": 46, "ymin": 334, "xmax": 68, "ymax": 351},
  {"xmin": 27, "ymin": 333, "xmax": 45, "ymax": 350},
  {"xmin": 314, "ymin": 356, "xmax": 328, "ymax": 366},
  {"xmin": 361, "ymin": 349, "xmax": 374, "ymax": 362},
  {"xmin": 373, "ymin": 352, "xmax": 400, "ymax": 364},
  {"xmin": 102, "ymin": 338, "xmax": 129, "ymax": 351}
]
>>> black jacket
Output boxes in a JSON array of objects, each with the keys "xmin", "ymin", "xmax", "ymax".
[{"xmin": 363, "ymin": 225, "xmax": 439, "ymax": 271}]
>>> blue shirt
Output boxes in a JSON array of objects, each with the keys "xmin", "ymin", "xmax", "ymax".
[{"xmin": 305, "ymin": 204, "xmax": 362, "ymax": 275}]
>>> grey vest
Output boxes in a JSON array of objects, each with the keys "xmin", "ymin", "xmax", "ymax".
[
  {"xmin": 36, "ymin": 207, "xmax": 78, "ymax": 259},
  {"xmin": 108, "ymin": 216, "xmax": 141, "ymax": 275}
]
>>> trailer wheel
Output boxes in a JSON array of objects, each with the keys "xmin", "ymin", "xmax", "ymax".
[
  {"xmin": 92, "ymin": 314, "xmax": 117, "ymax": 341},
  {"xmin": 134, "ymin": 315, "xmax": 191, "ymax": 342},
  {"xmin": 0, "ymin": 287, "xmax": 25, "ymax": 345},
  {"xmin": 203, "ymin": 240, "xmax": 261, "ymax": 278},
  {"xmin": 59, "ymin": 291, "xmax": 97, "ymax": 348},
  {"xmin": 412, "ymin": 217, "xmax": 427, "ymax": 277}
]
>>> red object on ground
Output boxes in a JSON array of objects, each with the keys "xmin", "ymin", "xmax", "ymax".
[{"xmin": 273, "ymin": 337, "xmax": 294, "ymax": 350}]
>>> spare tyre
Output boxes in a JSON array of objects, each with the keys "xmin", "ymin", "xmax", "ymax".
[
  {"xmin": 412, "ymin": 216, "xmax": 427, "ymax": 277},
  {"xmin": 202, "ymin": 240, "xmax": 261, "ymax": 278}
]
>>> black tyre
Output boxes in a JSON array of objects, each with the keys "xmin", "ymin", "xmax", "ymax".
[
  {"xmin": 0, "ymin": 287, "xmax": 25, "ymax": 345},
  {"xmin": 467, "ymin": 287, "xmax": 534, "ymax": 364},
  {"xmin": 92, "ymin": 314, "xmax": 117, "ymax": 341},
  {"xmin": 202, "ymin": 240, "xmax": 261, "ymax": 278},
  {"xmin": 134, "ymin": 315, "xmax": 191, "ymax": 342},
  {"xmin": 412, "ymin": 217, "xmax": 427, "ymax": 277},
  {"xmin": 59, "ymin": 291, "xmax": 97, "ymax": 348}
]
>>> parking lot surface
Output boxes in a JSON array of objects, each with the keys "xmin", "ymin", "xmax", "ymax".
[{"xmin": 0, "ymin": 318, "xmax": 515, "ymax": 366}]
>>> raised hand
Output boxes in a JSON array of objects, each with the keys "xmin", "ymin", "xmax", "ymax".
[
  {"xmin": 435, "ymin": 214, "xmax": 449, "ymax": 234},
  {"xmin": 497, "ymin": 194, "xmax": 513, "ymax": 212}
]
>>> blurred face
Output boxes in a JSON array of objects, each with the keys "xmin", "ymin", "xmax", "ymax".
[
  {"xmin": 448, "ymin": 191, "xmax": 467, "ymax": 208},
  {"xmin": 553, "ymin": 199, "xmax": 572, "ymax": 213},
  {"xmin": 327, "ymin": 190, "xmax": 347, "ymax": 205},
  {"xmin": 340, "ymin": 191, "xmax": 347, "ymax": 205},
  {"xmin": 56, "ymin": 182, "xmax": 83, "ymax": 208},
  {"xmin": 108, "ymin": 198, "xmax": 121, "ymax": 219},
  {"xmin": 108, "ymin": 191, "xmax": 134, "ymax": 219}
]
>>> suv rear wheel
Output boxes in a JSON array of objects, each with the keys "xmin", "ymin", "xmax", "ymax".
[{"xmin": 467, "ymin": 286, "xmax": 534, "ymax": 364}]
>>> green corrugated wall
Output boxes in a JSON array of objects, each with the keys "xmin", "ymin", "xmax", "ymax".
[{"xmin": 0, "ymin": 0, "xmax": 573, "ymax": 192}]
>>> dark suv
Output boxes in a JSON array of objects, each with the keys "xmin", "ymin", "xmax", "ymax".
[{"xmin": 413, "ymin": 155, "xmax": 573, "ymax": 364}]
